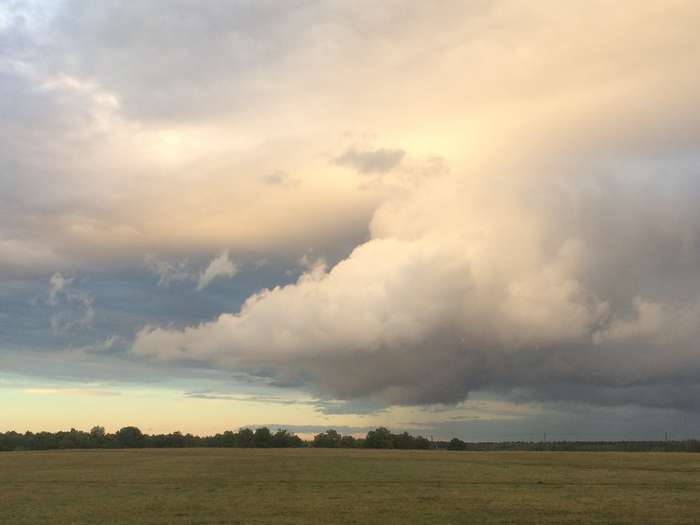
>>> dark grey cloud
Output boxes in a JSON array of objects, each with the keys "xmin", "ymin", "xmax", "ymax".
[
  {"xmin": 411, "ymin": 405, "xmax": 700, "ymax": 442},
  {"xmin": 228, "ymin": 402, "xmax": 700, "ymax": 441},
  {"xmin": 183, "ymin": 390, "xmax": 385, "ymax": 415},
  {"xmin": 334, "ymin": 148, "xmax": 405, "ymax": 174},
  {"xmin": 512, "ymin": 384, "xmax": 700, "ymax": 413}
]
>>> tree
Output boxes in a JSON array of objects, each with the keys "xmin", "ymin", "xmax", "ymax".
[
  {"xmin": 313, "ymin": 429, "xmax": 342, "ymax": 448},
  {"xmin": 393, "ymin": 432, "xmax": 415, "ymax": 449},
  {"xmin": 413, "ymin": 436, "xmax": 431, "ymax": 450},
  {"xmin": 115, "ymin": 426, "xmax": 145, "ymax": 448},
  {"xmin": 273, "ymin": 429, "xmax": 303, "ymax": 448},
  {"xmin": 90, "ymin": 426, "xmax": 107, "ymax": 447},
  {"xmin": 364, "ymin": 427, "xmax": 394, "ymax": 449},
  {"xmin": 220, "ymin": 431, "xmax": 237, "ymax": 447},
  {"xmin": 170, "ymin": 431, "xmax": 185, "ymax": 447},
  {"xmin": 90, "ymin": 426, "xmax": 106, "ymax": 438},
  {"xmin": 447, "ymin": 438, "xmax": 467, "ymax": 451},
  {"xmin": 237, "ymin": 428, "xmax": 255, "ymax": 447},
  {"xmin": 339, "ymin": 435, "xmax": 357, "ymax": 448},
  {"xmin": 253, "ymin": 427, "xmax": 273, "ymax": 447}
]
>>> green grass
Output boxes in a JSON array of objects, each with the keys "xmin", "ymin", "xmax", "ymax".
[{"xmin": 2, "ymin": 449, "xmax": 700, "ymax": 524}]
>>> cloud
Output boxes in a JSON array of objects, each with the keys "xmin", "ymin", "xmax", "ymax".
[
  {"xmin": 197, "ymin": 250, "xmax": 238, "ymax": 291},
  {"xmin": 259, "ymin": 171, "xmax": 299, "ymax": 188},
  {"xmin": 144, "ymin": 255, "xmax": 195, "ymax": 287},
  {"xmin": 48, "ymin": 272, "xmax": 72, "ymax": 306},
  {"xmin": 3, "ymin": 0, "xmax": 700, "ymax": 419},
  {"xmin": 334, "ymin": 148, "xmax": 405, "ymax": 174},
  {"xmin": 0, "ymin": 239, "xmax": 62, "ymax": 275},
  {"xmin": 0, "ymin": 24, "xmax": 381, "ymax": 274},
  {"xmin": 22, "ymin": 387, "xmax": 120, "ymax": 397},
  {"xmin": 4, "ymin": 0, "xmax": 699, "ymax": 276},
  {"xmin": 46, "ymin": 272, "xmax": 94, "ymax": 332},
  {"xmin": 182, "ymin": 390, "xmax": 385, "ymax": 416},
  {"xmin": 41, "ymin": 1, "xmax": 477, "ymax": 122},
  {"xmin": 72, "ymin": 335, "xmax": 129, "ymax": 355},
  {"xmin": 144, "ymin": 251, "xmax": 238, "ymax": 290},
  {"xmin": 132, "ymin": 171, "xmax": 700, "ymax": 410}
]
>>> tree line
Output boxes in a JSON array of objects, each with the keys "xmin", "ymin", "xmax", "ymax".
[
  {"xmin": 311, "ymin": 427, "xmax": 431, "ymax": 449},
  {"xmin": 1, "ymin": 426, "xmax": 698, "ymax": 452},
  {"xmin": 444, "ymin": 437, "xmax": 700, "ymax": 452},
  {"xmin": 0, "ymin": 426, "xmax": 304, "ymax": 451},
  {"xmin": 0, "ymin": 426, "xmax": 431, "ymax": 451}
]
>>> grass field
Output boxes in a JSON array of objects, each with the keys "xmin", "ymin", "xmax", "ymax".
[{"xmin": 2, "ymin": 449, "xmax": 700, "ymax": 524}]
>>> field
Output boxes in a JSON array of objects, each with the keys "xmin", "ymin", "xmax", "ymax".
[{"xmin": 2, "ymin": 449, "xmax": 700, "ymax": 524}]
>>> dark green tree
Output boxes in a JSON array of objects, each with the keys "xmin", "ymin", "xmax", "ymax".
[
  {"xmin": 313, "ymin": 429, "xmax": 342, "ymax": 448},
  {"xmin": 220, "ymin": 430, "xmax": 237, "ymax": 447},
  {"xmin": 253, "ymin": 427, "xmax": 274, "ymax": 447},
  {"xmin": 413, "ymin": 436, "xmax": 431, "ymax": 450},
  {"xmin": 115, "ymin": 426, "xmax": 146, "ymax": 448},
  {"xmin": 364, "ymin": 427, "xmax": 394, "ymax": 449},
  {"xmin": 339, "ymin": 435, "xmax": 357, "ymax": 448},
  {"xmin": 447, "ymin": 438, "xmax": 467, "ymax": 451},
  {"xmin": 272, "ymin": 429, "xmax": 303, "ymax": 448},
  {"xmin": 237, "ymin": 428, "xmax": 255, "ymax": 447}
]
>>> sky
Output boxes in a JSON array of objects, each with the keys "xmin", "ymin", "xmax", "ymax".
[{"xmin": 2, "ymin": 0, "xmax": 700, "ymax": 440}]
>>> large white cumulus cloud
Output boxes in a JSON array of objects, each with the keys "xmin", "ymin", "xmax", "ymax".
[{"xmin": 132, "ymin": 171, "xmax": 700, "ymax": 408}]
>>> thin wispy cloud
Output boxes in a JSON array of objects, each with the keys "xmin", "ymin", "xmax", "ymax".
[
  {"xmin": 46, "ymin": 272, "xmax": 94, "ymax": 333},
  {"xmin": 144, "ymin": 251, "xmax": 238, "ymax": 291},
  {"xmin": 334, "ymin": 148, "xmax": 405, "ymax": 174},
  {"xmin": 197, "ymin": 251, "xmax": 237, "ymax": 291},
  {"xmin": 144, "ymin": 255, "xmax": 195, "ymax": 287},
  {"xmin": 22, "ymin": 387, "xmax": 120, "ymax": 397}
]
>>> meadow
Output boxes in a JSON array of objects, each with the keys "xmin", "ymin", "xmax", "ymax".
[{"xmin": 2, "ymin": 448, "xmax": 700, "ymax": 524}]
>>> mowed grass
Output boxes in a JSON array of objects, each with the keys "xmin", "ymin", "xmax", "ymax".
[{"xmin": 2, "ymin": 449, "xmax": 700, "ymax": 524}]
